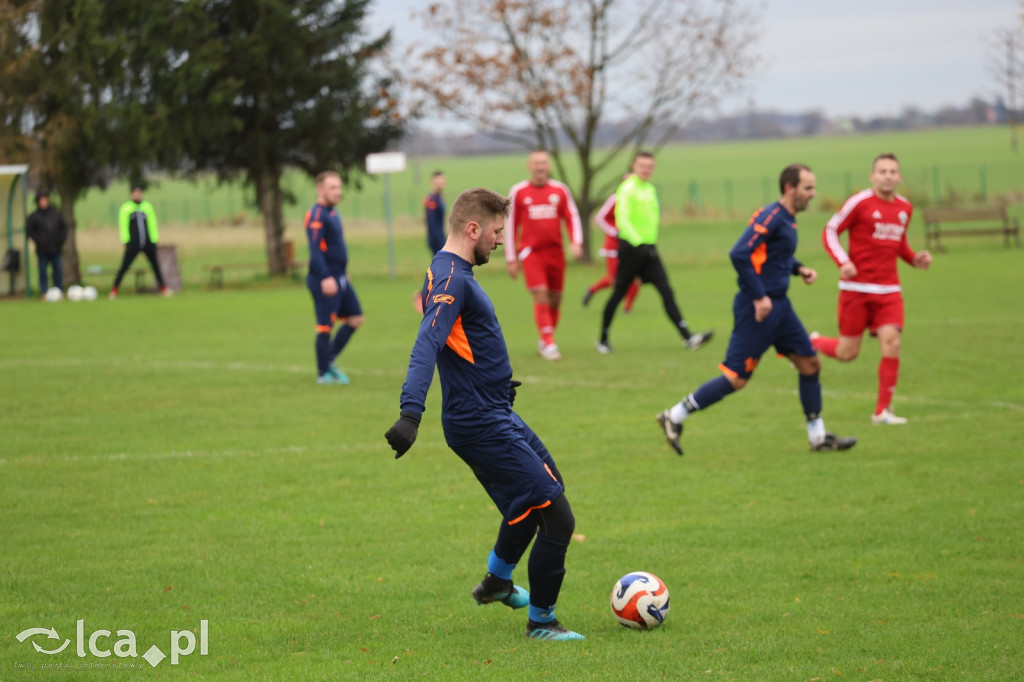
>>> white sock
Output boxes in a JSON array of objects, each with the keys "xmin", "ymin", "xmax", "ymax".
[
  {"xmin": 669, "ymin": 402, "xmax": 689, "ymax": 423},
  {"xmin": 806, "ymin": 417, "xmax": 826, "ymax": 445}
]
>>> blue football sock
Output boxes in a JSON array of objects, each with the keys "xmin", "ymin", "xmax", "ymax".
[
  {"xmin": 798, "ymin": 372, "xmax": 822, "ymax": 418},
  {"xmin": 330, "ymin": 324, "xmax": 357, "ymax": 362},
  {"xmin": 528, "ymin": 604, "xmax": 555, "ymax": 624},
  {"xmin": 487, "ymin": 550, "xmax": 516, "ymax": 581},
  {"xmin": 315, "ymin": 332, "xmax": 331, "ymax": 375},
  {"xmin": 691, "ymin": 375, "xmax": 735, "ymax": 410}
]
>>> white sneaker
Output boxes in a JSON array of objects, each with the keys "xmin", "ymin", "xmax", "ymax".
[
  {"xmin": 594, "ymin": 341, "xmax": 612, "ymax": 354},
  {"xmin": 871, "ymin": 409, "xmax": 907, "ymax": 425},
  {"xmin": 539, "ymin": 343, "xmax": 562, "ymax": 361},
  {"xmin": 684, "ymin": 330, "xmax": 714, "ymax": 350}
]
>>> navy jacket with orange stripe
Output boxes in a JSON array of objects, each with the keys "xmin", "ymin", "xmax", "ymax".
[
  {"xmin": 305, "ymin": 203, "xmax": 348, "ymax": 279},
  {"xmin": 729, "ymin": 201, "xmax": 804, "ymax": 300},
  {"xmin": 399, "ymin": 251, "xmax": 514, "ymax": 432}
]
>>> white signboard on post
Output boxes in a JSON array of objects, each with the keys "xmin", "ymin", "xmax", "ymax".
[
  {"xmin": 366, "ymin": 152, "xmax": 407, "ymax": 175},
  {"xmin": 365, "ymin": 152, "xmax": 408, "ymax": 280}
]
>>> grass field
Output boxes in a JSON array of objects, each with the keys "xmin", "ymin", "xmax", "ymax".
[
  {"xmin": 2, "ymin": 219, "xmax": 1022, "ymax": 680},
  {"xmin": 65, "ymin": 125, "xmax": 1024, "ymax": 228}
]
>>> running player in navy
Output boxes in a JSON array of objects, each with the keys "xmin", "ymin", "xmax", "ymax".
[
  {"xmin": 655, "ymin": 164, "xmax": 857, "ymax": 454},
  {"xmin": 385, "ymin": 187, "xmax": 584, "ymax": 642},
  {"xmin": 305, "ymin": 171, "xmax": 363, "ymax": 385}
]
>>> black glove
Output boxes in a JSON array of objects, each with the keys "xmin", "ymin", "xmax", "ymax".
[
  {"xmin": 509, "ymin": 380, "xmax": 522, "ymax": 406},
  {"xmin": 385, "ymin": 411, "xmax": 421, "ymax": 459}
]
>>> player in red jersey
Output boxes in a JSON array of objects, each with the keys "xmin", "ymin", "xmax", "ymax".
[
  {"xmin": 812, "ymin": 153, "xmax": 932, "ymax": 424},
  {"xmin": 582, "ymin": 184, "xmax": 640, "ymax": 312},
  {"xmin": 506, "ymin": 151, "xmax": 583, "ymax": 361}
]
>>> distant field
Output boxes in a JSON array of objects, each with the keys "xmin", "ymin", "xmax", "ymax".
[
  {"xmin": 1, "ymin": 220, "xmax": 1022, "ymax": 680},
  {"xmin": 70, "ymin": 126, "xmax": 1024, "ymax": 229}
]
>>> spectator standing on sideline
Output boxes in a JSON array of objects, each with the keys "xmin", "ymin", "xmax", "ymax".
[
  {"xmin": 386, "ymin": 187, "xmax": 585, "ymax": 642},
  {"xmin": 813, "ymin": 153, "xmax": 932, "ymax": 424},
  {"xmin": 26, "ymin": 191, "xmax": 68, "ymax": 296},
  {"xmin": 506, "ymin": 151, "xmax": 583, "ymax": 361},
  {"xmin": 109, "ymin": 186, "xmax": 171, "ymax": 299},
  {"xmin": 305, "ymin": 171, "xmax": 364, "ymax": 385},
  {"xmin": 655, "ymin": 164, "xmax": 856, "ymax": 455},
  {"xmin": 424, "ymin": 170, "xmax": 447, "ymax": 255},
  {"xmin": 596, "ymin": 151, "xmax": 712, "ymax": 353}
]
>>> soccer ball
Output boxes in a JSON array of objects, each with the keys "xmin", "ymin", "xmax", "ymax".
[
  {"xmin": 67, "ymin": 284, "xmax": 84, "ymax": 301},
  {"xmin": 44, "ymin": 287, "xmax": 64, "ymax": 302},
  {"xmin": 82, "ymin": 285, "xmax": 98, "ymax": 301},
  {"xmin": 610, "ymin": 571, "xmax": 670, "ymax": 629}
]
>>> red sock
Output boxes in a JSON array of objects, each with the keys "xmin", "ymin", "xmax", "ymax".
[
  {"xmin": 550, "ymin": 305, "xmax": 560, "ymax": 330},
  {"xmin": 812, "ymin": 335, "xmax": 839, "ymax": 358},
  {"xmin": 534, "ymin": 303, "xmax": 554, "ymax": 346},
  {"xmin": 590, "ymin": 275, "xmax": 613, "ymax": 294},
  {"xmin": 624, "ymin": 281, "xmax": 640, "ymax": 311},
  {"xmin": 876, "ymin": 357, "xmax": 900, "ymax": 415}
]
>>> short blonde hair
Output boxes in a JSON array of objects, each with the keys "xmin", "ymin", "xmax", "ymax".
[{"xmin": 316, "ymin": 171, "xmax": 340, "ymax": 186}]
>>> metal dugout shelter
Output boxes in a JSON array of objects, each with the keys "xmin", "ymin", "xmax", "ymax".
[{"xmin": 1, "ymin": 164, "xmax": 31, "ymax": 297}]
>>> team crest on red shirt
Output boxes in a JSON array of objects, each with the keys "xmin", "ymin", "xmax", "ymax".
[
  {"xmin": 898, "ymin": 211, "xmax": 908, "ymax": 224},
  {"xmin": 548, "ymin": 193, "xmax": 561, "ymax": 205}
]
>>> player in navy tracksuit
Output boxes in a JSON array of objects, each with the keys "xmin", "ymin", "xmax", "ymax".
[
  {"xmin": 306, "ymin": 171, "xmax": 363, "ymax": 384},
  {"xmin": 656, "ymin": 164, "xmax": 857, "ymax": 454},
  {"xmin": 385, "ymin": 188, "xmax": 584, "ymax": 642},
  {"xmin": 423, "ymin": 170, "xmax": 447, "ymax": 255}
]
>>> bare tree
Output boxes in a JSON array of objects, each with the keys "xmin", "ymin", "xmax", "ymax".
[
  {"xmin": 406, "ymin": 0, "xmax": 760, "ymax": 258},
  {"xmin": 990, "ymin": 1, "xmax": 1024, "ymax": 151}
]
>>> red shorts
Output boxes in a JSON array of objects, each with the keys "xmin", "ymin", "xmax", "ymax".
[
  {"xmin": 520, "ymin": 247, "xmax": 566, "ymax": 293},
  {"xmin": 838, "ymin": 290, "xmax": 904, "ymax": 336}
]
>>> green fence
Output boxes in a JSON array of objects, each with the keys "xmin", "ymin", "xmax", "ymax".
[{"xmin": 73, "ymin": 160, "xmax": 1023, "ymax": 229}]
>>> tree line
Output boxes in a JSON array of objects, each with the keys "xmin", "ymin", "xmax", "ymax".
[{"xmin": 0, "ymin": 0, "xmax": 405, "ymax": 282}]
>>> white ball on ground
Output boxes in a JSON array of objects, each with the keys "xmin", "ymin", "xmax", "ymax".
[
  {"xmin": 82, "ymin": 285, "xmax": 98, "ymax": 301},
  {"xmin": 45, "ymin": 287, "xmax": 64, "ymax": 302},
  {"xmin": 67, "ymin": 284, "xmax": 84, "ymax": 301},
  {"xmin": 610, "ymin": 571, "xmax": 670, "ymax": 629}
]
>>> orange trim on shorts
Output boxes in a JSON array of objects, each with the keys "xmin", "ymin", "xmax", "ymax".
[
  {"xmin": 718, "ymin": 362, "xmax": 738, "ymax": 378},
  {"xmin": 316, "ymin": 324, "xmax": 331, "ymax": 333},
  {"xmin": 507, "ymin": 499, "xmax": 552, "ymax": 525}
]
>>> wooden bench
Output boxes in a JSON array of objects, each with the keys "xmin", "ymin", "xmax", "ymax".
[
  {"xmin": 202, "ymin": 261, "xmax": 301, "ymax": 288},
  {"xmin": 920, "ymin": 206, "xmax": 1021, "ymax": 251}
]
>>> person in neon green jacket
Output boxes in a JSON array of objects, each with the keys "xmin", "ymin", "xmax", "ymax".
[
  {"xmin": 109, "ymin": 186, "xmax": 170, "ymax": 298},
  {"xmin": 596, "ymin": 151, "xmax": 712, "ymax": 353}
]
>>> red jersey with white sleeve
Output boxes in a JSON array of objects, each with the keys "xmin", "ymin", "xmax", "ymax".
[
  {"xmin": 506, "ymin": 180, "xmax": 582, "ymax": 264},
  {"xmin": 594, "ymin": 193, "xmax": 619, "ymax": 257},
  {"xmin": 823, "ymin": 189, "xmax": 917, "ymax": 294}
]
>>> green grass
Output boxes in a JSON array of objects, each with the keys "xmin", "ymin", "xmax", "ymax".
[
  {"xmin": 1, "ymin": 223, "xmax": 1022, "ymax": 680},
  {"xmin": 66, "ymin": 126, "xmax": 1024, "ymax": 228}
]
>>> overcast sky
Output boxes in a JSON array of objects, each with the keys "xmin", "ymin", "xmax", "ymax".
[{"xmin": 367, "ymin": 0, "xmax": 1018, "ymax": 123}]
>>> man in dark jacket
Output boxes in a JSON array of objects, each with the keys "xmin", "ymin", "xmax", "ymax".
[{"xmin": 26, "ymin": 192, "xmax": 68, "ymax": 295}]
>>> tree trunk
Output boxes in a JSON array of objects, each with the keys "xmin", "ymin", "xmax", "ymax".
[
  {"xmin": 59, "ymin": 193, "xmax": 82, "ymax": 286},
  {"xmin": 256, "ymin": 167, "xmax": 288, "ymax": 275}
]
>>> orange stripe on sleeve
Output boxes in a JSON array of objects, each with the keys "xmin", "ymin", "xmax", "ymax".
[
  {"xmin": 445, "ymin": 315, "xmax": 475, "ymax": 364},
  {"xmin": 750, "ymin": 243, "xmax": 767, "ymax": 275}
]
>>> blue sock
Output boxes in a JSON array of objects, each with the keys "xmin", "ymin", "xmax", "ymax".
[
  {"xmin": 315, "ymin": 333, "xmax": 330, "ymax": 375},
  {"xmin": 487, "ymin": 549, "xmax": 515, "ymax": 581},
  {"xmin": 691, "ymin": 375, "xmax": 735, "ymax": 411},
  {"xmin": 330, "ymin": 324, "xmax": 357, "ymax": 362},
  {"xmin": 528, "ymin": 604, "xmax": 555, "ymax": 623},
  {"xmin": 798, "ymin": 372, "xmax": 822, "ymax": 418}
]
